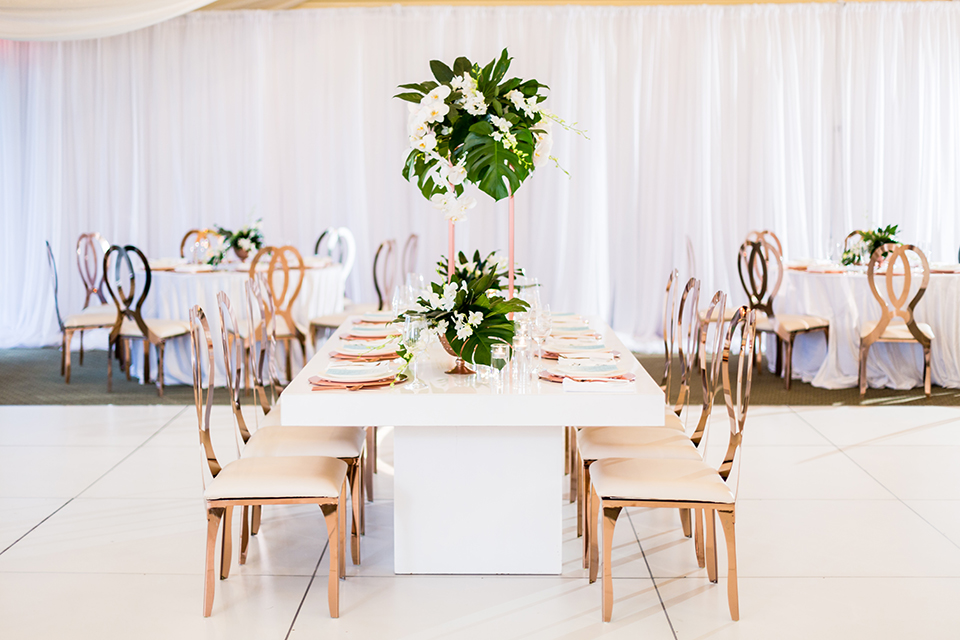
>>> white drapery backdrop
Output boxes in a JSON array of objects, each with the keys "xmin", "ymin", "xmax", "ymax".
[{"xmin": 3, "ymin": 3, "xmax": 960, "ymax": 350}]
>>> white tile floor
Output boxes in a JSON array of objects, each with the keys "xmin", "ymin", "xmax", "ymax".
[{"xmin": 2, "ymin": 404, "xmax": 960, "ymax": 639}]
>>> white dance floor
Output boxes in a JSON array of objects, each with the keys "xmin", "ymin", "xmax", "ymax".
[{"xmin": 1, "ymin": 404, "xmax": 959, "ymax": 639}]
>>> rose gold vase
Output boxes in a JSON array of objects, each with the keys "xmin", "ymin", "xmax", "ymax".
[{"xmin": 439, "ymin": 335, "xmax": 475, "ymax": 375}]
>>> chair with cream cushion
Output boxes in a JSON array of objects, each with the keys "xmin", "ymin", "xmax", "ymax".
[
  {"xmin": 859, "ymin": 243, "xmax": 934, "ymax": 397},
  {"xmin": 103, "ymin": 244, "xmax": 189, "ymax": 396},
  {"xmin": 579, "ymin": 288, "xmax": 728, "ymax": 569},
  {"xmin": 189, "ymin": 305, "xmax": 346, "ymax": 618},
  {"xmin": 219, "ymin": 286, "xmax": 366, "ymax": 565},
  {"xmin": 45, "ymin": 241, "xmax": 118, "ymax": 384},
  {"xmin": 588, "ymin": 305, "xmax": 757, "ymax": 623},
  {"xmin": 739, "ymin": 238, "xmax": 829, "ymax": 390}
]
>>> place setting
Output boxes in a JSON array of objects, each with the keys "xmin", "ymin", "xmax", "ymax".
[{"xmin": 308, "ymin": 360, "xmax": 406, "ymax": 390}]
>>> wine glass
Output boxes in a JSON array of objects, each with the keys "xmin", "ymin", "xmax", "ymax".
[
  {"xmin": 531, "ymin": 305, "xmax": 551, "ymax": 373},
  {"xmin": 402, "ymin": 314, "xmax": 428, "ymax": 391}
]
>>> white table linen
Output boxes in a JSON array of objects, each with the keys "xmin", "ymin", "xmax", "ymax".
[
  {"xmin": 130, "ymin": 263, "xmax": 343, "ymax": 386},
  {"xmin": 776, "ymin": 270, "xmax": 960, "ymax": 390}
]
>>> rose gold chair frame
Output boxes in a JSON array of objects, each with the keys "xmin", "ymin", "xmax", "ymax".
[
  {"xmin": 77, "ymin": 232, "xmax": 110, "ymax": 308},
  {"xmin": 104, "ymin": 245, "xmax": 188, "ymax": 397},
  {"xmin": 180, "ymin": 228, "xmax": 221, "ymax": 259},
  {"xmin": 402, "ymin": 233, "xmax": 419, "ymax": 275},
  {"xmin": 746, "ymin": 229, "xmax": 783, "ymax": 260},
  {"xmin": 373, "ymin": 239, "xmax": 397, "ymax": 311},
  {"xmin": 189, "ymin": 306, "xmax": 345, "ymax": 618},
  {"xmin": 738, "ymin": 239, "xmax": 828, "ymax": 390},
  {"xmin": 247, "ymin": 245, "xmax": 307, "ymax": 382},
  {"xmin": 588, "ymin": 306, "xmax": 756, "ymax": 623},
  {"xmin": 860, "ymin": 243, "xmax": 933, "ymax": 397},
  {"xmin": 220, "ymin": 289, "xmax": 365, "ymax": 563}
]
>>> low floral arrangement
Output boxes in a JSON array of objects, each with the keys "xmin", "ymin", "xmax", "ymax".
[
  {"xmin": 841, "ymin": 224, "xmax": 900, "ymax": 266},
  {"xmin": 412, "ymin": 251, "xmax": 529, "ymax": 366},
  {"xmin": 214, "ymin": 219, "xmax": 264, "ymax": 262},
  {"xmin": 396, "ymin": 49, "xmax": 583, "ymax": 221}
]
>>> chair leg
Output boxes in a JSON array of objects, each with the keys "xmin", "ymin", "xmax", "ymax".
[
  {"xmin": 143, "ymin": 339, "xmax": 152, "ymax": 385},
  {"xmin": 124, "ymin": 339, "xmax": 132, "ymax": 381},
  {"xmin": 577, "ymin": 451, "xmax": 584, "ymax": 538},
  {"xmin": 859, "ymin": 343, "xmax": 871, "ymax": 397},
  {"xmin": 923, "ymin": 345, "xmax": 932, "ymax": 396},
  {"xmin": 220, "ymin": 505, "xmax": 233, "ymax": 580},
  {"xmin": 359, "ymin": 454, "xmax": 366, "ymax": 535},
  {"xmin": 680, "ymin": 508, "xmax": 692, "ymax": 538},
  {"xmin": 106, "ymin": 337, "xmax": 113, "ymax": 392},
  {"xmin": 320, "ymin": 502, "xmax": 340, "ymax": 619},
  {"xmin": 64, "ymin": 330, "xmax": 74, "ymax": 383},
  {"xmin": 371, "ymin": 426, "xmax": 378, "ymax": 474},
  {"xmin": 251, "ymin": 505, "xmax": 262, "ymax": 535},
  {"xmin": 239, "ymin": 505, "xmax": 250, "ymax": 565},
  {"xmin": 694, "ymin": 508, "xmax": 705, "ymax": 568},
  {"xmin": 717, "ymin": 508, "xmax": 739, "ymax": 621},
  {"xmin": 157, "ymin": 342, "xmax": 166, "ymax": 397},
  {"xmin": 569, "ymin": 430, "xmax": 578, "ymax": 505},
  {"xmin": 79, "ymin": 330, "xmax": 85, "ymax": 366},
  {"xmin": 364, "ymin": 427, "xmax": 375, "ymax": 502},
  {"xmin": 705, "ymin": 507, "xmax": 717, "ymax": 583},
  {"xmin": 285, "ymin": 339, "xmax": 293, "ymax": 383},
  {"xmin": 581, "ymin": 459, "xmax": 592, "ymax": 568},
  {"xmin": 564, "ymin": 426, "xmax": 570, "ymax": 476},
  {"xmin": 203, "ymin": 507, "xmax": 224, "ymax": 617},
  {"xmin": 588, "ymin": 486, "xmax": 600, "ymax": 583},
  {"xmin": 338, "ymin": 490, "xmax": 346, "ymax": 579},
  {"xmin": 601, "ymin": 504, "xmax": 622, "ymax": 622},
  {"xmin": 774, "ymin": 335, "xmax": 783, "ymax": 377},
  {"xmin": 347, "ymin": 459, "xmax": 362, "ymax": 565},
  {"xmin": 783, "ymin": 337, "xmax": 794, "ymax": 391}
]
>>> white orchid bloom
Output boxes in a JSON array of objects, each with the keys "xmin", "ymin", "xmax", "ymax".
[
  {"xmin": 424, "ymin": 84, "xmax": 452, "ymax": 103},
  {"xmin": 506, "ymin": 90, "xmax": 526, "ymax": 111},
  {"xmin": 408, "ymin": 116, "xmax": 430, "ymax": 139},
  {"xmin": 533, "ymin": 131, "xmax": 553, "ymax": 168},
  {"xmin": 468, "ymin": 311, "xmax": 483, "ymax": 327},
  {"xmin": 422, "ymin": 101, "xmax": 450, "ymax": 124},
  {"xmin": 464, "ymin": 97, "xmax": 487, "ymax": 116},
  {"xmin": 436, "ymin": 319, "xmax": 449, "ymax": 335},
  {"xmin": 427, "ymin": 290, "xmax": 443, "ymax": 309},
  {"xmin": 490, "ymin": 115, "xmax": 511, "ymax": 132},
  {"xmin": 491, "ymin": 131, "xmax": 503, "ymax": 142},
  {"xmin": 456, "ymin": 324, "xmax": 474, "ymax": 341},
  {"xmin": 447, "ymin": 164, "xmax": 467, "ymax": 185},
  {"xmin": 431, "ymin": 191, "xmax": 454, "ymax": 211},
  {"xmin": 414, "ymin": 132, "xmax": 437, "ymax": 152}
]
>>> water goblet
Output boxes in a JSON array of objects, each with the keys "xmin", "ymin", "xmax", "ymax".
[
  {"xmin": 531, "ymin": 306, "xmax": 551, "ymax": 372},
  {"xmin": 402, "ymin": 314, "xmax": 428, "ymax": 391}
]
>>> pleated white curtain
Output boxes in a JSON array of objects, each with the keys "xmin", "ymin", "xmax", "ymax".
[{"xmin": 2, "ymin": 3, "xmax": 960, "ymax": 349}]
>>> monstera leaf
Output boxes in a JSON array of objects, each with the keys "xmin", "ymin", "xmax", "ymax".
[
  {"xmin": 444, "ymin": 292, "xmax": 528, "ymax": 366},
  {"xmin": 461, "ymin": 121, "xmax": 532, "ymax": 201}
]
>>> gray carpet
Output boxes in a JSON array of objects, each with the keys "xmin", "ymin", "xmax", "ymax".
[{"xmin": 1, "ymin": 348, "xmax": 957, "ymax": 406}]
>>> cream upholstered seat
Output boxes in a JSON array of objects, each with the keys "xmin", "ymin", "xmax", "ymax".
[
  {"xmin": 861, "ymin": 319, "xmax": 935, "ymax": 342},
  {"xmin": 118, "ymin": 317, "xmax": 190, "ymax": 339},
  {"xmin": 80, "ymin": 303, "xmax": 115, "ymax": 316},
  {"xmin": 189, "ymin": 305, "xmax": 346, "ymax": 619},
  {"xmin": 65, "ymin": 311, "xmax": 117, "ymax": 329},
  {"xmin": 587, "ymin": 306, "xmax": 757, "ymax": 624},
  {"xmin": 203, "ymin": 456, "xmax": 345, "ymax": 501},
  {"xmin": 591, "ymin": 458, "xmax": 734, "ymax": 505},
  {"xmin": 577, "ymin": 427, "xmax": 700, "ymax": 461},
  {"xmin": 859, "ymin": 244, "xmax": 935, "ymax": 397},
  {"xmin": 757, "ymin": 313, "xmax": 828, "ymax": 334},
  {"xmin": 218, "ymin": 288, "xmax": 367, "ymax": 565}
]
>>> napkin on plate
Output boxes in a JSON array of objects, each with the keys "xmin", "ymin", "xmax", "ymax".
[
  {"xmin": 322, "ymin": 361, "xmax": 395, "ymax": 380},
  {"xmin": 562, "ymin": 378, "xmax": 635, "ymax": 393}
]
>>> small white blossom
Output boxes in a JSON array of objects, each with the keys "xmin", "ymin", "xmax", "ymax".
[
  {"xmin": 421, "ymin": 101, "xmax": 450, "ymax": 124},
  {"xmin": 456, "ymin": 324, "xmax": 473, "ymax": 341},
  {"xmin": 468, "ymin": 311, "xmax": 483, "ymax": 327},
  {"xmin": 490, "ymin": 115, "xmax": 511, "ymax": 132},
  {"xmin": 491, "ymin": 131, "xmax": 503, "ymax": 142},
  {"xmin": 413, "ymin": 132, "xmax": 437, "ymax": 152},
  {"xmin": 448, "ymin": 164, "xmax": 467, "ymax": 185},
  {"xmin": 423, "ymin": 84, "xmax": 451, "ymax": 104},
  {"xmin": 436, "ymin": 319, "xmax": 449, "ymax": 335},
  {"xmin": 237, "ymin": 237, "xmax": 254, "ymax": 252}
]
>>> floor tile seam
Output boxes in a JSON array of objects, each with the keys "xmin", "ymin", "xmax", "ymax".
[
  {"xmin": 790, "ymin": 406, "xmax": 960, "ymax": 553},
  {"xmin": 285, "ymin": 542, "xmax": 328, "ymax": 640},
  {"xmin": 0, "ymin": 405, "xmax": 191, "ymax": 558},
  {"xmin": 624, "ymin": 508, "xmax": 679, "ymax": 639}
]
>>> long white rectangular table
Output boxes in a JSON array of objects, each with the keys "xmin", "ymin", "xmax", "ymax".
[{"xmin": 281, "ymin": 316, "xmax": 664, "ymax": 575}]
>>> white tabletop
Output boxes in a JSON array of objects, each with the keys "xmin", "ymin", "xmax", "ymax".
[{"xmin": 280, "ymin": 315, "xmax": 665, "ymax": 428}]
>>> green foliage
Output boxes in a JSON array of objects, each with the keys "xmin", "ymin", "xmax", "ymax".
[{"xmin": 841, "ymin": 225, "xmax": 900, "ymax": 266}]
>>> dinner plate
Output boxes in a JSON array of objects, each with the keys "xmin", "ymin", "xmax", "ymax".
[
  {"xmin": 336, "ymin": 340, "xmax": 400, "ymax": 357},
  {"xmin": 316, "ymin": 361, "xmax": 399, "ymax": 383},
  {"xmin": 543, "ymin": 338, "xmax": 607, "ymax": 352},
  {"xmin": 309, "ymin": 374, "xmax": 406, "ymax": 390},
  {"xmin": 173, "ymin": 264, "xmax": 215, "ymax": 273},
  {"xmin": 539, "ymin": 370, "xmax": 636, "ymax": 384},
  {"xmin": 344, "ymin": 325, "xmax": 401, "ymax": 339},
  {"xmin": 553, "ymin": 360, "xmax": 628, "ymax": 378},
  {"xmin": 358, "ymin": 311, "xmax": 399, "ymax": 324}
]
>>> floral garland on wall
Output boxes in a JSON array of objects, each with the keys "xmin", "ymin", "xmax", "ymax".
[{"xmin": 396, "ymin": 48, "xmax": 580, "ymax": 221}]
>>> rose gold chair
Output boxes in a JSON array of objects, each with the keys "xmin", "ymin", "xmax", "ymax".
[
  {"xmin": 189, "ymin": 305, "xmax": 346, "ymax": 618},
  {"xmin": 859, "ymin": 244, "xmax": 934, "ymax": 397},
  {"xmin": 77, "ymin": 233, "xmax": 111, "ymax": 309},
  {"xmin": 45, "ymin": 241, "xmax": 118, "ymax": 383},
  {"xmin": 740, "ymin": 239, "xmax": 829, "ymax": 390},
  {"xmin": 309, "ymin": 229, "xmax": 379, "ymax": 345},
  {"xmin": 588, "ymin": 306, "xmax": 757, "ymax": 623},
  {"xmin": 103, "ymin": 245, "xmax": 190, "ymax": 396},
  {"xmin": 217, "ymin": 288, "xmax": 366, "ymax": 565},
  {"xmin": 401, "ymin": 233, "xmax": 419, "ymax": 275},
  {"xmin": 577, "ymin": 279, "xmax": 713, "ymax": 567}
]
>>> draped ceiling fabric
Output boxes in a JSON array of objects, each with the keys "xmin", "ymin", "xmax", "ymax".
[
  {"xmin": 0, "ymin": 0, "xmax": 212, "ymax": 41},
  {"xmin": 2, "ymin": 4, "xmax": 960, "ymax": 351}
]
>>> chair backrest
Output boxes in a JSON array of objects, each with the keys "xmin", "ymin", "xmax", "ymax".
[
  {"xmin": 737, "ymin": 239, "xmax": 782, "ymax": 318},
  {"xmin": 76, "ymin": 232, "xmax": 110, "ymax": 308},
  {"xmin": 864, "ymin": 243, "xmax": 931, "ymax": 347},
  {"xmin": 246, "ymin": 275, "xmax": 280, "ymax": 415},
  {"xmin": 315, "ymin": 227, "xmax": 357, "ymax": 284},
  {"xmin": 691, "ymin": 290, "xmax": 727, "ymax": 446},
  {"xmin": 45, "ymin": 241, "xmax": 65, "ymax": 332},
  {"xmin": 670, "ymin": 277, "xmax": 701, "ymax": 416},
  {"xmin": 189, "ymin": 305, "xmax": 223, "ymax": 485},
  {"xmin": 844, "ymin": 230, "xmax": 865, "ymax": 253},
  {"xmin": 660, "ymin": 269, "xmax": 680, "ymax": 395},
  {"xmin": 217, "ymin": 291, "xmax": 253, "ymax": 445},
  {"xmin": 402, "ymin": 233, "xmax": 419, "ymax": 276},
  {"xmin": 717, "ymin": 305, "xmax": 757, "ymax": 497},
  {"xmin": 685, "ymin": 236, "xmax": 696, "ymax": 280},
  {"xmin": 373, "ymin": 239, "xmax": 397, "ymax": 311},
  {"xmin": 103, "ymin": 244, "xmax": 156, "ymax": 344},
  {"xmin": 746, "ymin": 229, "xmax": 783, "ymax": 259},
  {"xmin": 249, "ymin": 245, "xmax": 306, "ymax": 340},
  {"xmin": 180, "ymin": 228, "xmax": 221, "ymax": 259}
]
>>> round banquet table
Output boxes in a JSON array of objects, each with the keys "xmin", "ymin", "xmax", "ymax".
[
  {"xmin": 129, "ymin": 262, "xmax": 344, "ymax": 386},
  {"xmin": 775, "ymin": 268, "xmax": 960, "ymax": 390}
]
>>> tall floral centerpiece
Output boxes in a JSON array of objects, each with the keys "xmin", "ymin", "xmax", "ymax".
[
  {"xmin": 215, "ymin": 219, "xmax": 264, "ymax": 262},
  {"xmin": 396, "ymin": 49, "xmax": 578, "ymax": 296}
]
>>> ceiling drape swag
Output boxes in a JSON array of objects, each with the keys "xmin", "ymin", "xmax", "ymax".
[{"xmin": 3, "ymin": 4, "xmax": 960, "ymax": 349}]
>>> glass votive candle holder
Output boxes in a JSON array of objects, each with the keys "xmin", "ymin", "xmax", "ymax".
[{"xmin": 490, "ymin": 343, "xmax": 510, "ymax": 391}]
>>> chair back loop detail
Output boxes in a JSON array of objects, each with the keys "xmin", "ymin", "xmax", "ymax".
[
  {"xmin": 864, "ymin": 243, "xmax": 931, "ymax": 347},
  {"xmin": 104, "ymin": 245, "xmax": 155, "ymax": 343},
  {"xmin": 77, "ymin": 232, "xmax": 110, "ymax": 307},
  {"xmin": 189, "ymin": 306, "xmax": 221, "ymax": 481}
]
